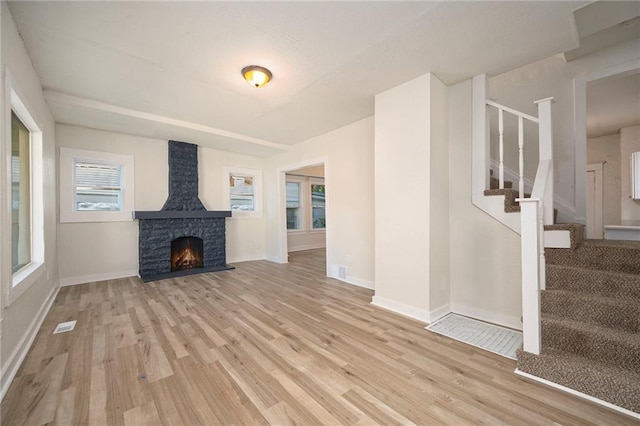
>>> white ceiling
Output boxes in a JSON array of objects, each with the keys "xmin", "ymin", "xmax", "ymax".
[
  {"xmin": 587, "ymin": 71, "xmax": 640, "ymax": 138},
  {"xmin": 6, "ymin": 1, "xmax": 594, "ymax": 156}
]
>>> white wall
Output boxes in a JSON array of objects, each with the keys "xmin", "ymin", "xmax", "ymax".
[
  {"xmin": 374, "ymin": 75, "xmax": 431, "ymax": 320},
  {"xmin": 620, "ymin": 126, "xmax": 640, "ymax": 225},
  {"xmin": 587, "ymin": 133, "xmax": 621, "ymax": 227},
  {"xmin": 372, "ymin": 73, "xmax": 451, "ymax": 323},
  {"xmin": 56, "ymin": 125, "xmax": 266, "ymax": 285},
  {"xmin": 264, "ymin": 117, "xmax": 375, "ymax": 289},
  {"xmin": 489, "ymin": 38, "xmax": 640, "ymax": 220},
  {"xmin": 449, "ymin": 79, "xmax": 523, "ymax": 330},
  {"xmin": 429, "ymin": 74, "xmax": 450, "ymax": 315},
  {"xmin": 1, "ymin": 3, "xmax": 59, "ymax": 396}
]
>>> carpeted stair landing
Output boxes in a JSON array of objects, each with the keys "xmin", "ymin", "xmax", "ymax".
[{"xmin": 517, "ymin": 236, "xmax": 640, "ymax": 413}]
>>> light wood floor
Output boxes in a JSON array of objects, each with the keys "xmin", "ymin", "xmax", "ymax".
[{"xmin": 2, "ymin": 249, "xmax": 636, "ymax": 425}]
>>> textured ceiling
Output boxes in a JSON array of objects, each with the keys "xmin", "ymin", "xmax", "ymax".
[{"xmin": 7, "ymin": 1, "xmax": 589, "ymax": 156}]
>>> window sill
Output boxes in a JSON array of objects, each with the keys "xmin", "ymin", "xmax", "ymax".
[{"xmin": 7, "ymin": 262, "xmax": 45, "ymax": 307}]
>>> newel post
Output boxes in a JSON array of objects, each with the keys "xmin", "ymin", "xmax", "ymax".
[
  {"xmin": 520, "ymin": 199, "xmax": 542, "ymax": 355},
  {"xmin": 535, "ymin": 97, "xmax": 554, "ymax": 225}
]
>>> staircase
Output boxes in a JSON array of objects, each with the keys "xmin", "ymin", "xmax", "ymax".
[
  {"xmin": 472, "ymin": 75, "xmax": 639, "ymax": 416},
  {"xmin": 517, "ymin": 235, "xmax": 640, "ymax": 413},
  {"xmin": 485, "ymin": 172, "xmax": 528, "ymax": 213}
]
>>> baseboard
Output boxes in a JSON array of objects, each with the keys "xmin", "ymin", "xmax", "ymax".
[
  {"xmin": 265, "ymin": 256, "xmax": 288, "ymax": 264},
  {"xmin": 227, "ymin": 255, "xmax": 266, "ymax": 264},
  {"xmin": 371, "ymin": 296, "xmax": 429, "ymax": 324},
  {"xmin": 331, "ymin": 275, "xmax": 375, "ymax": 290},
  {"xmin": 1, "ymin": 283, "xmax": 59, "ymax": 400},
  {"xmin": 287, "ymin": 243, "xmax": 326, "ymax": 252},
  {"xmin": 451, "ymin": 302, "xmax": 522, "ymax": 331},
  {"xmin": 514, "ymin": 369, "xmax": 640, "ymax": 420},
  {"xmin": 59, "ymin": 270, "xmax": 138, "ymax": 286},
  {"xmin": 429, "ymin": 304, "xmax": 452, "ymax": 323}
]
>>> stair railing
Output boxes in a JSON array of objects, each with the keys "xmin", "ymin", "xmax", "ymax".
[
  {"xmin": 472, "ymin": 75, "xmax": 554, "ymax": 355},
  {"xmin": 485, "ymin": 100, "xmax": 538, "ymax": 199},
  {"xmin": 517, "ymin": 97, "xmax": 554, "ymax": 355}
]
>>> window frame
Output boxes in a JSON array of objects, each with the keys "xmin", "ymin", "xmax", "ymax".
[
  {"xmin": 285, "ymin": 175, "xmax": 326, "ymax": 234},
  {"xmin": 309, "ymin": 177, "xmax": 326, "ymax": 231},
  {"xmin": 223, "ymin": 167, "xmax": 263, "ymax": 219},
  {"xmin": 59, "ymin": 147, "xmax": 135, "ymax": 223},
  {"xmin": 4, "ymin": 73, "xmax": 45, "ymax": 306}
]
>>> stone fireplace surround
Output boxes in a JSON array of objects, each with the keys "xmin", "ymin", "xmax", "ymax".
[{"xmin": 134, "ymin": 141, "xmax": 233, "ymax": 282}]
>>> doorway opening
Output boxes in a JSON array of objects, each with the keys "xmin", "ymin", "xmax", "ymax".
[
  {"xmin": 584, "ymin": 68, "xmax": 640, "ymax": 239},
  {"xmin": 279, "ymin": 161, "xmax": 328, "ymax": 274}
]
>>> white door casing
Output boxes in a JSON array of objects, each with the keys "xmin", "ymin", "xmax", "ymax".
[{"xmin": 586, "ymin": 163, "xmax": 604, "ymax": 239}]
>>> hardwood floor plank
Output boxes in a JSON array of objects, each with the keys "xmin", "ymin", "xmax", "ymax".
[
  {"xmin": 136, "ymin": 331, "xmax": 175, "ymax": 382},
  {"xmin": 88, "ymin": 364, "xmax": 108, "ymax": 426},
  {"xmin": 148, "ymin": 376, "xmax": 201, "ymax": 426},
  {"xmin": 342, "ymin": 387, "xmax": 414, "ymax": 426},
  {"xmin": 54, "ymin": 386, "xmax": 76, "ymax": 426},
  {"xmin": 5, "ymin": 353, "xmax": 68, "ymax": 425},
  {"xmin": 2, "ymin": 249, "xmax": 636, "ymax": 425},
  {"xmin": 123, "ymin": 400, "xmax": 162, "ymax": 426}
]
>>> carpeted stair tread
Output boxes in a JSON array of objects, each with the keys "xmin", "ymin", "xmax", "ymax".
[
  {"xmin": 519, "ymin": 226, "xmax": 640, "ymax": 412},
  {"xmin": 489, "ymin": 176, "xmax": 513, "ymax": 190},
  {"xmin": 542, "ymin": 289, "xmax": 640, "ymax": 333},
  {"xmin": 541, "ymin": 316, "xmax": 640, "ymax": 374},
  {"xmin": 546, "ymin": 240, "xmax": 640, "ymax": 274},
  {"xmin": 484, "ymin": 188, "xmax": 511, "ymax": 196},
  {"xmin": 484, "ymin": 188, "xmax": 530, "ymax": 213},
  {"xmin": 546, "ymin": 264, "xmax": 640, "ymax": 301},
  {"xmin": 516, "ymin": 346, "xmax": 640, "ymax": 413}
]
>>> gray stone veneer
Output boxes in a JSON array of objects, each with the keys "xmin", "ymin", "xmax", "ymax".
[
  {"xmin": 162, "ymin": 140, "xmax": 206, "ymax": 211},
  {"xmin": 138, "ymin": 217, "xmax": 230, "ymax": 281}
]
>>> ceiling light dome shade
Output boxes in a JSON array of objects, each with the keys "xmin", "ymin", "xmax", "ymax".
[{"xmin": 242, "ymin": 65, "xmax": 272, "ymax": 88}]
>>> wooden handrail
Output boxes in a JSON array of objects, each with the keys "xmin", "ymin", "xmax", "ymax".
[{"xmin": 486, "ymin": 100, "xmax": 539, "ymax": 123}]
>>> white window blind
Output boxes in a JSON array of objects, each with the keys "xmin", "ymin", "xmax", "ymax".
[{"xmin": 74, "ymin": 160, "xmax": 122, "ymax": 211}]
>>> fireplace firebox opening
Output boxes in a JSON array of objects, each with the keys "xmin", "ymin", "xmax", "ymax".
[{"xmin": 171, "ymin": 236, "xmax": 204, "ymax": 272}]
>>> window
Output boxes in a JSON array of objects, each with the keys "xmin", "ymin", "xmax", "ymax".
[
  {"xmin": 223, "ymin": 167, "xmax": 262, "ymax": 218},
  {"xmin": 74, "ymin": 160, "xmax": 122, "ymax": 211},
  {"xmin": 285, "ymin": 175, "xmax": 326, "ymax": 232},
  {"xmin": 59, "ymin": 148, "xmax": 134, "ymax": 222},
  {"xmin": 229, "ymin": 174, "xmax": 255, "ymax": 211},
  {"xmin": 11, "ymin": 111, "xmax": 31, "ymax": 273},
  {"xmin": 286, "ymin": 181, "xmax": 302, "ymax": 230},
  {"xmin": 6, "ymin": 82, "xmax": 45, "ymax": 305},
  {"xmin": 310, "ymin": 181, "xmax": 326, "ymax": 230}
]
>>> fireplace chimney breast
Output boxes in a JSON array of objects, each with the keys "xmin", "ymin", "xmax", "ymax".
[{"xmin": 162, "ymin": 140, "xmax": 206, "ymax": 211}]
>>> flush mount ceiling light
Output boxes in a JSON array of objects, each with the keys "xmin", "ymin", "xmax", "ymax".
[{"xmin": 241, "ymin": 65, "xmax": 272, "ymax": 88}]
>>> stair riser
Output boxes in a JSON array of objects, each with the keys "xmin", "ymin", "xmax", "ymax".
[
  {"xmin": 542, "ymin": 292, "xmax": 640, "ymax": 333},
  {"xmin": 542, "ymin": 321, "xmax": 640, "ymax": 374},
  {"xmin": 546, "ymin": 265, "xmax": 640, "ymax": 301},
  {"xmin": 546, "ymin": 246, "xmax": 640, "ymax": 275}
]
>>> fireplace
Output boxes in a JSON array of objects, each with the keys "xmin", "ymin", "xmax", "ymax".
[
  {"xmin": 171, "ymin": 236, "xmax": 204, "ymax": 272},
  {"xmin": 133, "ymin": 140, "xmax": 234, "ymax": 282}
]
